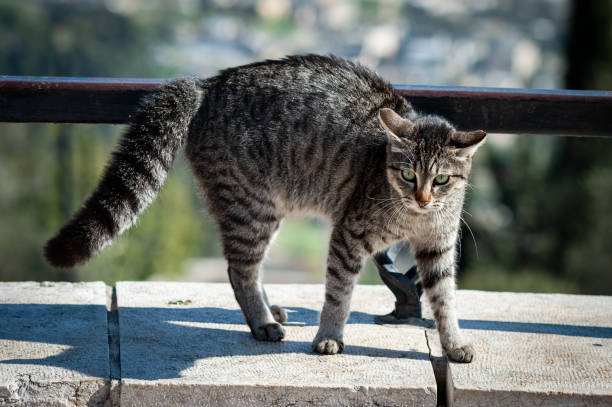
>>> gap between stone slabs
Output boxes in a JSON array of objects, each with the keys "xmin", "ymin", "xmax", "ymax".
[{"xmin": 106, "ymin": 285, "xmax": 122, "ymax": 406}]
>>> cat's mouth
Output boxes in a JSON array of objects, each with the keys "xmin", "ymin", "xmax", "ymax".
[
  {"xmin": 415, "ymin": 204, "xmax": 434, "ymax": 213},
  {"xmin": 406, "ymin": 199, "xmax": 442, "ymax": 213}
]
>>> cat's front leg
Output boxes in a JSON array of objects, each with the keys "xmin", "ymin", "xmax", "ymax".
[
  {"xmin": 312, "ymin": 227, "xmax": 366, "ymax": 355},
  {"xmin": 415, "ymin": 244, "xmax": 474, "ymax": 363}
]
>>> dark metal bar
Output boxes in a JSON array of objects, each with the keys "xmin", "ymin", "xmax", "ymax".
[
  {"xmin": 0, "ymin": 76, "xmax": 162, "ymax": 124},
  {"xmin": 397, "ymin": 85, "xmax": 612, "ymax": 137},
  {"xmin": 1, "ymin": 76, "xmax": 611, "ymax": 136}
]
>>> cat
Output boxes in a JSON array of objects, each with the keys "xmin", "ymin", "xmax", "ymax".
[{"xmin": 44, "ymin": 55, "xmax": 484, "ymax": 363}]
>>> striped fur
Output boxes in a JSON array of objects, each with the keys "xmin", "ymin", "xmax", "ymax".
[{"xmin": 44, "ymin": 55, "xmax": 485, "ymax": 361}]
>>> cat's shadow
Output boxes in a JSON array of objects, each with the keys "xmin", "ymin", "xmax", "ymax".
[
  {"xmin": 119, "ymin": 305, "xmax": 435, "ymax": 380},
  {"xmin": 0, "ymin": 303, "xmax": 429, "ymax": 381}
]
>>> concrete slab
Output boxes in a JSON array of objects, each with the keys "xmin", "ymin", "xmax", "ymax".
[
  {"xmin": 0, "ymin": 282, "xmax": 110, "ymax": 406},
  {"xmin": 424, "ymin": 290, "xmax": 612, "ymax": 406},
  {"xmin": 116, "ymin": 282, "xmax": 437, "ymax": 406}
]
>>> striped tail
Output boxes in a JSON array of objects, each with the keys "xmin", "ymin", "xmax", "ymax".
[{"xmin": 44, "ymin": 78, "xmax": 203, "ymax": 269}]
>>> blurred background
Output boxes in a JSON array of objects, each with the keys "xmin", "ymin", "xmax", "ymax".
[{"xmin": 1, "ymin": 0, "xmax": 611, "ymax": 294}]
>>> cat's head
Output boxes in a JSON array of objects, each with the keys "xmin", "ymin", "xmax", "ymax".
[{"xmin": 378, "ymin": 108, "xmax": 486, "ymax": 213}]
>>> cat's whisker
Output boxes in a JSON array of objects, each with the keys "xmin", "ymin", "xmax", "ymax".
[
  {"xmin": 395, "ymin": 206, "xmax": 410, "ymax": 238},
  {"xmin": 459, "ymin": 215, "xmax": 478, "ymax": 259},
  {"xmin": 380, "ymin": 199, "xmax": 398, "ymax": 228},
  {"xmin": 457, "ymin": 221, "xmax": 463, "ymax": 259},
  {"xmin": 389, "ymin": 210, "xmax": 401, "ymax": 239},
  {"xmin": 385, "ymin": 205, "xmax": 402, "ymax": 238},
  {"xmin": 370, "ymin": 197, "xmax": 407, "ymax": 218},
  {"xmin": 370, "ymin": 199, "xmax": 400, "ymax": 217}
]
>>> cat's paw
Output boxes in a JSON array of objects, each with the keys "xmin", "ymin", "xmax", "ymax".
[
  {"xmin": 252, "ymin": 322, "xmax": 286, "ymax": 342},
  {"xmin": 312, "ymin": 338, "xmax": 344, "ymax": 355},
  {"xmin": 447, "ymin": 344, "xmax": 475, "ymax": 363},
  {"xmin": 270, "ymin": 305, "xmax": 288, "ymax": 324}
]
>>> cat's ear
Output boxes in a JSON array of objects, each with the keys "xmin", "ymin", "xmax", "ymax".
[
  {"xmin": 450, "ymin": 130, "xmax": 486, "ymax": 157},
  {"xmin": 378, "ymin": 108, "xmax": 414, "ymax": 143}
]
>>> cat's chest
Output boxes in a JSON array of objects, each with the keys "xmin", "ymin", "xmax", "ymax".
[{"xmin": 358, "ymin": 209, "xmax": 458, "ymax": 253}]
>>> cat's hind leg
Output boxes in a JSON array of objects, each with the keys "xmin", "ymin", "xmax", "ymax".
[
  {"xmin": 224, "ymin": 223, "xmax": 285, "ymax": 341},
  {"xmin": 213, "ymin": 187, "xmax": 286, "ymax": 341},
  {"xmin": 263, "ymin": 287, "xmax": 288, "ymax": 324}
]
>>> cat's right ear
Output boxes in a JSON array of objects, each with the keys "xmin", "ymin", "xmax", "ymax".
[
  {"xmin": 450, "ymin": 130, "xmax": 487, "ymax": 157},
  {"xmin": 378, "ymin": 108, "xmax": 414, "ymax": 143}
]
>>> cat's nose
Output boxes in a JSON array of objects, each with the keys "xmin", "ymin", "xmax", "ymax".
[{"xmin": 415, "ymin": 191, "xmax": 432, "ymax": 207}]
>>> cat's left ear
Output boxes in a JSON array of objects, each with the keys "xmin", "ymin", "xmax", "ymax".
[
  {"xmin": 450, "ymin": 130, "xmax": 486, "ymax": 157},
  {"xmin": 378, "ymin": 108, "xmax": 414, "ymax": 143}
]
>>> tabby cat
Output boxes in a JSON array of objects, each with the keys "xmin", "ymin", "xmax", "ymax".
[{"xmin": 44, "ymin": 55, "xmax": 485, "ymax": 362}]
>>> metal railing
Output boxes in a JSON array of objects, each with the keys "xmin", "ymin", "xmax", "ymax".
[{"xmin": 1, "ymin": 76, "xmax": 611, "ymax": 136}]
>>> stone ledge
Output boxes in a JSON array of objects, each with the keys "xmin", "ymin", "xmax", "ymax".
[{"xmin": 1, "ymin": 282, "xmax": 611, "ymax": 407}]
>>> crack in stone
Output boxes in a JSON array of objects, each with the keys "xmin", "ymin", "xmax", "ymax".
[
  {"xmin": 425, "ymin": 329, "xmax": 452, "ymax": 407},
  {"xmin": 2, "ymin": 374, "xmax": 110, "ymax": 407},
  {"xmin": 106, "ymin": 285, "xmax": 122, "ymax": 407}
]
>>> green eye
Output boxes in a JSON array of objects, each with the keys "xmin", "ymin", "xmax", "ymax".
[
  {"xmin": 401, "ymin": 169, "xmax": 416, "ymax": 182},
  {"xmin": 434, "ymin": 174, "xmax": 450, "ymax": 185}
]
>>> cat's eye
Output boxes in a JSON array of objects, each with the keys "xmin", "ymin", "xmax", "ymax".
[
  {"xmin": 401, "ymin": 169, "xmax": 416, "ymax": 182},
  {"xmin": 434, "ymin": 174, "xmax": 450, "ymax": 185}
]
